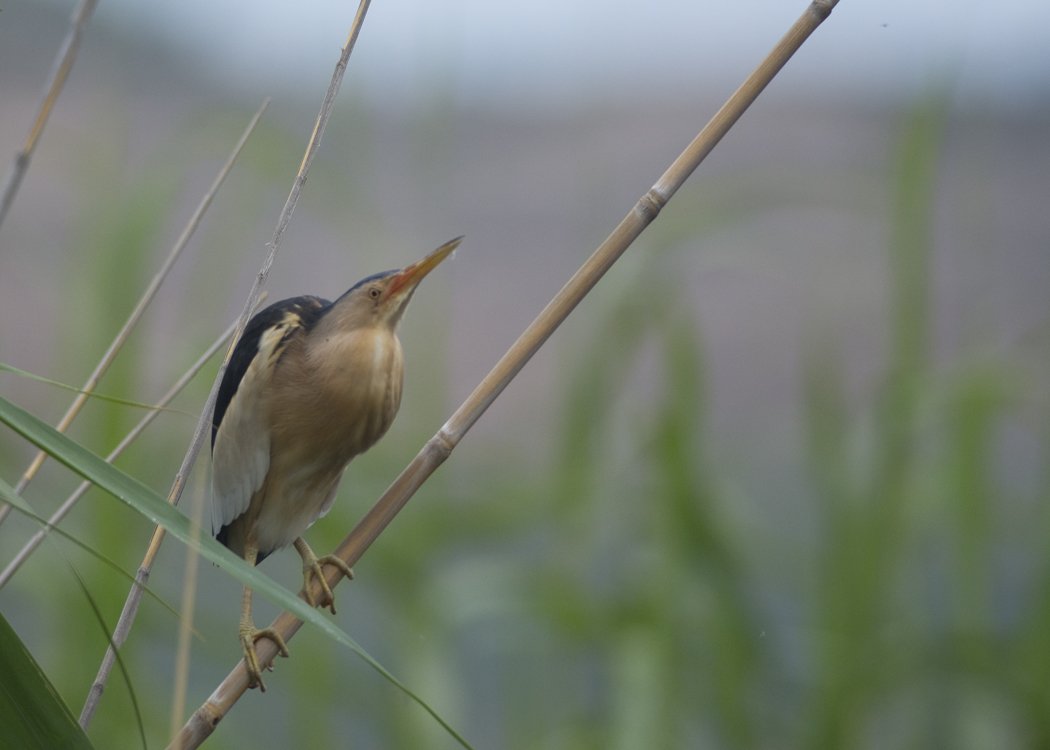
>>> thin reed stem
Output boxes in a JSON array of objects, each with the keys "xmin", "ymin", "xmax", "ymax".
[
  {"xmin": 167, "ymin": 2, "xmax": 841, "ymax": 747},
  {"xmin": 170, "ymin": 468, "xmax": 208, "ymax": 741},
  {"xmin": 0, "ymin": 315, "xmax": 245, "ymax": 589},
  {"xmin": 0, "ymin": 0, "xmax": 99, "ymax": 232},
  {"xmin": 0, "ymin": 98, "xmax": 269, "ymax": 529},
  {"xmin": 76, "ymin": 100, "xmax": 270, "ymax": 728},
  {"xmin": 82, "ymin": 0, "xmax": 373, "ymax": 728}
]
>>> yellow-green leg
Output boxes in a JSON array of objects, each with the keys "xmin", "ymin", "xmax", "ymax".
[
  {"xmin": 239, "ymin": 545, "xmax": 289, "ymax": 691},
  {"xmin": 293, "ymin": 537, "xmax": 353, "ymax": 614}
]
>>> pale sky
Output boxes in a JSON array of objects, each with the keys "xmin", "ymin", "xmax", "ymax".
[{"xmin": 66, "ymin": 0, "xmax": 1050, "ymax": 108}]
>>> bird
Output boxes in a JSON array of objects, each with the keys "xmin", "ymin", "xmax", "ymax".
[{"xmin": 211, "ymin": 236, "xmax": 462, "ymax": 690}]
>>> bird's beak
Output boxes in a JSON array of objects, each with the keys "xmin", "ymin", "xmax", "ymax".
[{"xmin": 387, "ymin": 236, "xmax": 463, "ymax": 297}]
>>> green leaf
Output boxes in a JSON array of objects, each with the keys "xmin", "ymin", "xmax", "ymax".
[
  {"xmin": 0, "ymin": 484, "xmax": 196, "ymax": 634},
  {"xmin": 2, "ymin": 475, "xmax": 157, "ymax": 750},
  {"xmin": 0, "ymin": 607, "xmax": 96, "ymax": 750},
  {"xmin": 0, "ymin": 393, "xmax": 473, "ymax": 749},
  {"xmin": 0, "ymin": 362, "xmax": 193, "ymax": 417}
]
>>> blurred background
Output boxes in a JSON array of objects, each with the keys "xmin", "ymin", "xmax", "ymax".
[{"xmin": 0, "ymin": 0, "xmax": 1048, "ymax": 748}]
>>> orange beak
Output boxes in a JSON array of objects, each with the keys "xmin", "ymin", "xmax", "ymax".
[{"xmin": 387, "ymin": 236, "xmax": 463, "ymax": 298}]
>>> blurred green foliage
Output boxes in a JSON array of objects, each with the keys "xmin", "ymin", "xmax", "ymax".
[{"xmin": 1, "ymin": 88, "xmax": 1047, "ymax": 750}]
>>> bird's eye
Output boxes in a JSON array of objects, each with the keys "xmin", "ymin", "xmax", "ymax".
[{"xmin": 369, "ymin": 288, "xmax": 380, "ymax": 299}]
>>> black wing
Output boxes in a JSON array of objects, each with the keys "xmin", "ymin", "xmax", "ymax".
[{"xmin": 211, "ymin": 296, "xmax": 329, "ymax": 449}]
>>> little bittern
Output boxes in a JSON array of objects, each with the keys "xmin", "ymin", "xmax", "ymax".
[{"xmin": 211, "ymin": 236, "xmax": 461, "ymax": 690}]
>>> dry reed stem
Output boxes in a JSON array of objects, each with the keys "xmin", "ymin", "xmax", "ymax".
[
  {"xmin": 78, "ymin": 300, "xmax": 270, "ymax": 730},
  {"xmin": 171, "ymin": 468, "xmax": 209, "ymax": 740},
  {"xmin": 77, "ymin": 101, "xmax": 272, "ymax": 727},
  {"xmin": 0, "ymin": 0, "xmax": 99, "ymax": 231},
  {"xmin": 168, "ymin": 2, "xmax": 841, "ymax": 747},
  {"xmin": 0, "ymin": 313, "xmax": 247, "ymax": 589},
  {"xmin": 83, "ymin": 1, "xmax": 374, "ymax": 728},
  {"xmin": 0, "ymin": 98, "xmax": 269, "ymax": 529}
]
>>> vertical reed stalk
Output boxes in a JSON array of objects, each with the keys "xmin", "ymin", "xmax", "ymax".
[
  {"xmin": 74, "ymin": 99, "xmax": 269, "ymax": 727},
  {"xmin": 170, "ymin": 468, "xmax": 208, "ymax": 741}
]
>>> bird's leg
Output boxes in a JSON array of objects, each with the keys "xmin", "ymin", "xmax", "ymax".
[
  {"xmin": 239, "ymin": 545, "xmax": 289, "ymax": 691},
  {"xmin": 293, "ymin": 536, "xmax": 353, "ymax": 615}
]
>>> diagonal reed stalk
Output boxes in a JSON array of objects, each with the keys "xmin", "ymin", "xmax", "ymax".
[
  {"xmin": 168, "ymin": 1, "xmax": 842, "ymax": 747},
  {"xmin": 82, "ymin": 0, "xmax": 375, "ymax": 729},
  {"xmin": 0, "ymin": 312, "xmax": 250, "ymax": 588},
  {"xmin": 0, "ymin": 0, "xmax": 99, "ymax": 233},
  {"xmin": 0, "ymin": 98, "xmax": 269, "ymax": 529}
]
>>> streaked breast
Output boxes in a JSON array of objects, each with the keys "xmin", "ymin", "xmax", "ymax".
[{"xmin": 269, "ymin": 327, "xmax": 404, "ymax": 469}]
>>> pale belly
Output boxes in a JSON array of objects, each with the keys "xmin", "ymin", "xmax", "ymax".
[{"xmin": 249, "ymin": 461, "xmax": 344, "ymax": 553}]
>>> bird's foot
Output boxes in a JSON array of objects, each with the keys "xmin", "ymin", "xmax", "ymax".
[
  {"xmin": 239, "ymin": 624, "xmax": 289, "ymax": 691},
  {"xmin": 302, "ymin": 554, "xmax": 354, "ymax": 614}
]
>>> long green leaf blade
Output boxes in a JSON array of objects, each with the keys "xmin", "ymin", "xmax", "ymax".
[
  {"xmin": 0, "ymin": 478, "xmax": 200, "ymax": 641},
  {"xmin": 0, "ymin": 608, "xmax": 96, "ymax": 750},
  {"xmin": 0, "ymin": 393, "xmax": 473, "ymax": 749}
]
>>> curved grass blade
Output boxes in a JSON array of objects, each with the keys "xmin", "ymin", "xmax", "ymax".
[
  {"xmin": 0, "ymin": 363, "xmax": 196, "ymax": 418},
  {"xmin": 0, "ymin": 609, "xmax": 96, "ymax": 750},
  {"xmin": 0, "ymin": 478, "xmax": 198, "ymax": 639},
  {"xmin": 0, "ymin": 486, "xmax": 145, "ymax": 748},
  {"xmin": 64, "ymin": 563, "xmax": 147, "ymax": 748},
  {"xmin": 0, "ymin": 394, "xmax": 474, "ymax": 749}
]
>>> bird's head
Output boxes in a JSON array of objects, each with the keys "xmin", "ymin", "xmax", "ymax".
[{"xmin": 328, "ymin": 236, "xmax": 462, "ymax": 332}]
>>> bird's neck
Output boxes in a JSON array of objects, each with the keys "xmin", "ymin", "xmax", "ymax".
[{"xmin": 301, "ymin": 326, "xmax": 404, "ymax": 446}]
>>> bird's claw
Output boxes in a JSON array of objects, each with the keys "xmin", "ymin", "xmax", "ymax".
[
  {"xmin": 239, "ymin": 624, "xmax": 289, "ymax": 691},
  {"xmin": 302, "ymin": 554, "xmax": 354, "ymax": 614}
]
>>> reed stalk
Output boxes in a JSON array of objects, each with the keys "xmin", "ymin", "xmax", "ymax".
[
  {"xmin": 0, "ymin": 0, "xmax": 99, "ymax": 232},
  {"xmin": 0, "ymin": 98, "xmax": 268, "ymax": 529},
  {"xmin": 0, "ymin": 314, "xmax": 247, "ymax": 588},
  {"xmin": 81, "ymin": 0, "xmax": 374, "ymax": 728},
  {"xmin": 170, "ymin": 467, "xmax": 209, "ymax": 741},
  {"xmin": 74, "ymin": 100, "xmax": 269, "ymax": 727},
  {"xmin": 167, "ymin": 1, "xmax": 842, "ymax": 747}
]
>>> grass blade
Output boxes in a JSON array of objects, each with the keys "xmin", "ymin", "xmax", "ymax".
[
  {"xmin": 0, "ymin": 477, "xmax": 148, "ymax": 746},
  {"xmin": 0, "ymin": 393, "xmax": 473, "ymax": 749},
  {"xmin": 0, "ymin": 99, "xmax": 269, "ymax": 529},
  {"xmin": 171, "ymin": 2, "xmax": 842, "ymax": 746},
  {"xmin": 0, "ymin": 312, "xmax": 246, "ymax": 590},
  {"xmin": 0, "ymin": 608, "xmax": 97, "ymax": 750},
  {"xmin": 0, "ymin": 478, "xmax": 195, "ymax": 634}
]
